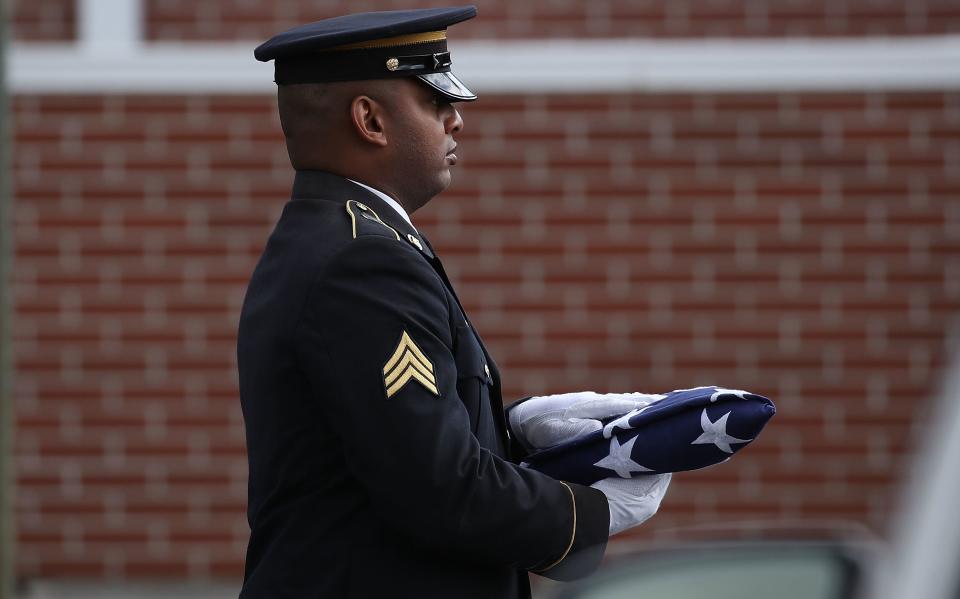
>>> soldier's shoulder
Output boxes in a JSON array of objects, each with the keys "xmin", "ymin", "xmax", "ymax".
[
  {"xmin": 273, "ymin": 197, "xmax": 423, "ymax": 270},
  {"xmin": 274, "ymin": 197, "xmax": 404, "ymax": 246},
  {"xmin": 344, "ymin": 199, "xmax": 404, "ymax": 242}
]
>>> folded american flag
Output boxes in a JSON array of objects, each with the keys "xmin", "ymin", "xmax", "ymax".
[{"xmin": 523, "ymin": 386, "xmax": 775, "ymax": 485}]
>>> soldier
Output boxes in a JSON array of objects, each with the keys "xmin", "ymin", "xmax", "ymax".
[{"xmin": 238, "ymin": 6, "xmax": 671, "ymax": 598}]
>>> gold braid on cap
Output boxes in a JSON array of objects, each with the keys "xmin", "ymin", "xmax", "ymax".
[{"xmin": 333, "ymin": 30, "xmax": 447, "ymax": 51}]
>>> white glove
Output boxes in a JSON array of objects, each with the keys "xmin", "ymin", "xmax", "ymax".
[
  {"xmin": 508, "ymin": 391, "xmax": 662, "ymax": 451},
  {"xmin": 591, "ymin": 473, "xmax": 672, "ymax": 536}
]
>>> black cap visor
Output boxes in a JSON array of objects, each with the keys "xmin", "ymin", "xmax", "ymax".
[{"xmin": 417, "ymin": 71, "xmax": 477, "ymax": 102}]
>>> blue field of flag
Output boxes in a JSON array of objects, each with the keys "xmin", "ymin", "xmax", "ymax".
[{"xmin": 524, "ymin": 387, "xmax": 776, "ymax": 485}]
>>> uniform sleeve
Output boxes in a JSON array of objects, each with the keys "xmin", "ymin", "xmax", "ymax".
[{"xmin": 295, "ymin": 236, "xmax": 608, "ymax": 580}]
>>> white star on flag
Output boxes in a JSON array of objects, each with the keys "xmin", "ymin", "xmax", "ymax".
[
  {"xmin": 692, "ymin": 408, "xmax": 752, "ymax": 454},
  {"xmin": 593, "ymin": 435, "xmax": 653, "ymax": 478},
  {"xmin": 709, "ymin": 387, "xmax": 753, "ymax": 402},
  {"xmin": 602, "ymin": 407, "xmax": 648, "ymax": 439}
]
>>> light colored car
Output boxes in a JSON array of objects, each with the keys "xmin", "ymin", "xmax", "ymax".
[{"xmin": 550, "ymin": 539, "xmax": 874, "ymax": 599}]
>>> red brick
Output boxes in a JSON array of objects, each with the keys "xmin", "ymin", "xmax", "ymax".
[{"xmin": 11, "ymin": 0, "xmax": 76, "ymax": 41}]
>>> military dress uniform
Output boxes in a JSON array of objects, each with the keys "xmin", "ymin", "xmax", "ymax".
[
  {"xmin": 238, "ymin": 7, "xmax": 610, "ymax": 598},
  {"xmin": 238, "ymin": 172, "xmax": 608, "ymax": 598}
]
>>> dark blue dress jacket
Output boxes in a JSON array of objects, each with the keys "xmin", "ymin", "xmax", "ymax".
[{"xmin": 237, "ymin": 171, "xmax": 608, "ymax": 598}]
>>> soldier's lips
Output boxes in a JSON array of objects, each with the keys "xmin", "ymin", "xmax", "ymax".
[{"xmin": 446, "ymin": 145, "xmax": 458, "ymax": 164}]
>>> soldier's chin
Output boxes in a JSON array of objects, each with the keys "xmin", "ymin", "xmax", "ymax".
[
  {"xmin": 415, "ymin": 171, "xmax": 451, "ymax": 204},
  {"xmin": 438, "ymin": 170, "xmax": 453, "ymax": 190}
]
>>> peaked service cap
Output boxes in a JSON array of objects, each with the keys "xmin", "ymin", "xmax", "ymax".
[{"xmin": 254, "ymin": 6, "xmax": 478, "ymax": 102}]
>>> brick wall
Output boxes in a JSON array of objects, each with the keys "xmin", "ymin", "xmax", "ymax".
[
  {"xmin": 14, "ymin": 0, "xmax": 960, "ymax": 42},
  {"xmin": 145, "ymin": 0, "xmax": 960, "ymax": 41},
  {"xmin": 9, "ymin": 0, "xmax": 960, "ymax": 586},
  {"xmin": 10, "ymin": 0, "xmax": 76, "ymax": 41},
  {"xmin": 12, "ymin": 90, "xmax": 960, "ymax": 580}
]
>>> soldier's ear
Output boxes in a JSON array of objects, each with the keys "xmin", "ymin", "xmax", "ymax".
[{"xmin": 349, "ymin": 95, "xmax": 389, "ymax": 147}]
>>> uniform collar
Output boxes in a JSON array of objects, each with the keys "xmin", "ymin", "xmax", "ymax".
[
  {"xmin": 291, "ymin": 170, "xmax": 434, "ymax": 259},
  {"xmin": 346, "ymin": 178, "xmax": 417, "ymax": 233}
]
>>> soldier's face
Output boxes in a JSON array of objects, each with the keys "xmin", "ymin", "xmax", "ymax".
[{"xmin": 386, "ymin": 79, "xmax": 464, "ymax": 209}]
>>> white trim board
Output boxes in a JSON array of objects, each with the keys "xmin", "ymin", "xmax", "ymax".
[{"xmin": 8, "ymin": 36, "xmax": 960, "ymax": 94}]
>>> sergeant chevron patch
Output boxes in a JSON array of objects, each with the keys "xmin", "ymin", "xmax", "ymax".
[{"xmin": 383, "ymin": 330, "xmax": 439, "ymax": 398}]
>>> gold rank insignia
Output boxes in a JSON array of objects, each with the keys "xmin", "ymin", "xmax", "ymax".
[{"xmin": 383, "ymin": 330, "xmax": 440, "ymax": 399}]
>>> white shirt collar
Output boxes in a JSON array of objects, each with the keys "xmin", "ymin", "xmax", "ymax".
[{"xmin": 347, "ymin": 178, "xmax": 416, "ymax": 232}]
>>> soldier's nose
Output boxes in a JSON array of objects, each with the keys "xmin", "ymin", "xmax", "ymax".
[{"xmin": 448, "ymin": 107, "xmax": 463, "ymax": 134}]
